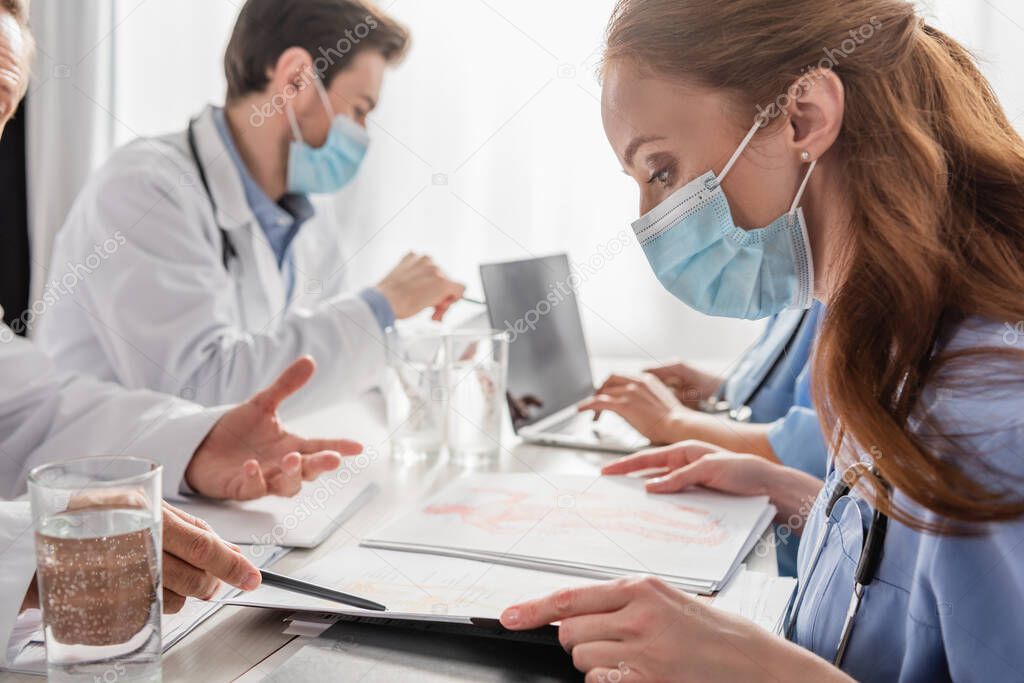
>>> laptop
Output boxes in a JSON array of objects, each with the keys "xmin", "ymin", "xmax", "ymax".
[{"xmin": 480, "ymin": 254, "xmax": 649, "ymax": 453}]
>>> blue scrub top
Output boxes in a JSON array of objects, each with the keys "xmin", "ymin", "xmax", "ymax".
[
  {"xmin": 791, "ymin": 317, "xmax": 1024, "ymax": 681},
  {"xmin": 725, "ymin": 303, "xmax": 829, "ymax": 575},
  {"xmin": 723, "ymin": 303, "xmax": 828, "ymax": 480}
]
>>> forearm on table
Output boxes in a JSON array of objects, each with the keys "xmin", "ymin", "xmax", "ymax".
[{"xmin": 677, "ymin": 412, "xmax": 779, "ymax": 461}]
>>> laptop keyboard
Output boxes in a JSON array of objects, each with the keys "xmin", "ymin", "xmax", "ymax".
[{"xmin": 549, "ymin": 412, "xmax": 647, "ymax": 448}]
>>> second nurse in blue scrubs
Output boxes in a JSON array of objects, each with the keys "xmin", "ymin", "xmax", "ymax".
[{"xmin": 500, "ymin": 0, "xmax": 1024, "ymax": 680}]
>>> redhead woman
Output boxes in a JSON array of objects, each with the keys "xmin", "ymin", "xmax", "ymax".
[{"xmin": 499, "ymin": 0, "xmax": 1024, "ymax": 680}]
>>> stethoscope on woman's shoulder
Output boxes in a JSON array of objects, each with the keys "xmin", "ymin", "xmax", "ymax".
[
  {"xmin": 186, "ymin": 118, "xmax": 238, "ymax": 271},
  {"xmin": 783, "ymin": 461, "xmax": 891, "ymax": 668}
]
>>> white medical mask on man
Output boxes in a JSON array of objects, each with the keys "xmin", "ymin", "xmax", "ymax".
[
  {"xmin": 632, "ymin": 117, "xmax": 816, "ymax": 320},
  {"xmin": 285, "ymin": 76, "xmax": 370, "ymax": 195}
]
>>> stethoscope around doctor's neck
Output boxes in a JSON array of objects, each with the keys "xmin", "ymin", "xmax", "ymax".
[
  {"xmin": 783, "ymin": 462, "xmax": 891, "ymax": 669},
  {"xmin": 186, "ymin": 118, "xmax": 239, "ymax": 271}
]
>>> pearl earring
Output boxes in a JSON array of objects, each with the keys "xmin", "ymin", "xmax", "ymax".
[{"xmin": 801, "ymin": 151, "xmax": 812, "ymax": 162}]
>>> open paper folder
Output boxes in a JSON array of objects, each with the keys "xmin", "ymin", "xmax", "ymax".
[
  {"xmin": 226, "ymin": 547, "xmax": 796, "ymax": 635},
  {"xmin": 362, "ymin": 474, "xmax": 775, "ymax": 594}
]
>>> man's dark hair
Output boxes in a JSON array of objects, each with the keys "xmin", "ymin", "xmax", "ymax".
[{"xmin": 224, "ymin": 0, "xmax": 409, "ymax": 102}]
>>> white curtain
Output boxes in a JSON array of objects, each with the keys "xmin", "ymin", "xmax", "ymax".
[
  {"xmin": 23, "ymin": 0, "xmax": 1024, "ymax": 364},
  {"xmin": 919, "ymin": 0, "xmax": 1024, "ymax": 123},
  {"xmin": 26, "ymin": 0, "xmax": 116, "ymax": 311},
  {"xmin": 333, "ymin": 0, "xmax": 761, "ymax": 364}
]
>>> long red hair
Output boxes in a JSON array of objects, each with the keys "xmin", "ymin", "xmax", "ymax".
[{"xmin": 604, "ymin": 0, "xmax": 1024, "ymax": 530}]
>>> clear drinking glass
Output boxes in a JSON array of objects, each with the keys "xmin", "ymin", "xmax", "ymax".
[
  {"xmin": 445, "ymin": 329, "xmax": 510, "ymax": 463},
  {"xmin": 28, "ymin": 457, "xmax": 163, "ymax": 683},
  {"xmin": 384, "ymin": 327, "xmax": 448, "ymax": 462}
]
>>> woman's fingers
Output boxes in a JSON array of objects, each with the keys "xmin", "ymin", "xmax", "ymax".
[
  {"xmin": 604, "ymin": 440, "xmax": 721, "ymax": 476},
  {"xmin": 602, "ymin": 449, "xmax": 671, "ymax": 475},
  {"xmin": 579, "ymin": 396, "xmax": 627, "ymax": 414},
  {"xmin": 558, "ymin": 613, "xmax": 630, "ymax": 652},
  {"xmin": 646, "ymin": 459, "xmax": 716, "ymax": 493},
  {"xmin": 501, "ymin": 582, "xmax": 633, "ymax": 630},
  {"xmin": 571, "ymin": 642, "xmax": 629, "ymax": 676}
]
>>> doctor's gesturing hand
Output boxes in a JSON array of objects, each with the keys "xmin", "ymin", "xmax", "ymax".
[
  {"xmin": 376, "ymin": 252, "xmax": 466, "ymax": 322},
  {"xmin": 185, "ymin": 356, "xmax": 363, "ymax": 500}
]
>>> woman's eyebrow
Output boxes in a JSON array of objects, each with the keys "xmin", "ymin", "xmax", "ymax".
[{"xmin": 624, "ymin": 135, "xmax": 666, "ymax": 167}]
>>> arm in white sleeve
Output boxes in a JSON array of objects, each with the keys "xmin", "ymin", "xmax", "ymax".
[
  {"xmin": 0, "ymin": 329, "xmax": 221, "ymax": 501},
  {"xmin": 0, "ymin": 502, "xmax": 36, "ymax": 667}
]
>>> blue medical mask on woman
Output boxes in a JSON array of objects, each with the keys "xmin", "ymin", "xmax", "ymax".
[
  {"xmin": 285, "ymin": 77, "xmax": 369, "ymax": 195},
  {"xmin": 631, "ymin": 118, "xmax": 816, "ymax": 320}
]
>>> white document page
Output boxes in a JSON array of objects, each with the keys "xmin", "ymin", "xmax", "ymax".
[
  {"xmin": 711, "ymin": 566, "xmax": 797, "ymax": 634},
  {"xmin": 363, "ymin": 474, "xmax": 773, "ymax": 591},
  {"xmin": 177, "ymin": 477, "xmax": 377, "ymax": 548},
  {"xmin": 226, "ymin": 545, "xmax": 605, "ymax": 624}
]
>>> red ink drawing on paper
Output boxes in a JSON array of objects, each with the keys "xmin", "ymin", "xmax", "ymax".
[{"xmin": 424, "ymin": 487, "xmax": 728, "ymax": 546}]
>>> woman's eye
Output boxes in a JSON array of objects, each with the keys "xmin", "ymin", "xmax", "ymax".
[{"xmin": 649, "ymin": 169, "xmax": 672, "ymax": 186}]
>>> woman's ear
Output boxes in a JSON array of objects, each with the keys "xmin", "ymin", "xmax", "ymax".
[{"xmin": 784, "ymin": 69, "xmax": 845, "ymax": 162}]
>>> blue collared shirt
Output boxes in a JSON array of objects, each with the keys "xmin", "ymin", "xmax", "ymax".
[{"xmin": 210, "ymin": 108, "xmax": 394, "ymax": 328}]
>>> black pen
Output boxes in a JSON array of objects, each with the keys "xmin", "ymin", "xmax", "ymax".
[
  {"xmin": 461, "ymin": 295, "xmax": 486, "ymax": 306},
  {"xmin": 259, "ymin": 570, "xmax": 387, "ymax": 612}
]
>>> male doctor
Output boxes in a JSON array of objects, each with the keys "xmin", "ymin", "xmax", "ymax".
[
  {"xmin": 0, "ymin": 1, "xmax": 366, "ymax": 662},
  {"xmin": 39, "ymin": 0, "xmax": 464, "ymax": 410}
]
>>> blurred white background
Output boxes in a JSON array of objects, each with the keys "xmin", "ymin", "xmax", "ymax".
[{"xmin": 25, "ymin": 0, "xmax": 1024, "ymax": 365}]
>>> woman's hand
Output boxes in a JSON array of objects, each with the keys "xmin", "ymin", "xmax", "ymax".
[
  {"xmin": 603, "ymin": 441, "xmax": 779, "ymax": 495},
  {"xmin": 604, "ymin": 442, "xmax": 825, "ymax": 528},
  {"xmin": 580, "ymin": 373, "xmax": 692, "ymax": 444},
  {"xmin": 643, "ymin": 361, "xmax": 723, "ymax": 408},
  {"xmin": 185, "ymin": 356, "xmax": 364, "ymax": 500},
  {"xmin": 500, "ymin": 577, "xmax": 850, "ymax": 683}
]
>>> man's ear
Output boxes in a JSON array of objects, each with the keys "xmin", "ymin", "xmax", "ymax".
[
  {"xmin": 266, "ymin": 47, "xmax": 316, "ymax": 105},
  {"xmin": 784, "ymin": 68, "xmax": 845, "ymax": 162}
]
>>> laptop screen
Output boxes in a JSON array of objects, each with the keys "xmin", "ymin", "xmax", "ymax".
[{"xmin": 480, "ymin": 254, "xmax": 595, "ymax": 431}]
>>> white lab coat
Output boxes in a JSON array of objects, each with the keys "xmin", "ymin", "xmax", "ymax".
[
  {"xmin": 37, "ymin": 105, "xmax": 387, "ymax": 412},
  {"xmin": 0, "ymin": 320, "xmax": 221, "ymax": 665}
]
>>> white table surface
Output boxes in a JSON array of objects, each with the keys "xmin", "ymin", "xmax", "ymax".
[{"xmin": 1, "ymin": 377, "xmax": 774, "ymax": 683}]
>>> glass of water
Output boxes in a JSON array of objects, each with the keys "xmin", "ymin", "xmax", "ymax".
[
  {"xmin": 28, "ymin": 457, "xmax": 163, "ymax": 683},
  {"xmin": 384, "ymin": 327, "xmax": 448, "ymax": 462},
  {"xmin": 445, "ymin": 329, "xmax": 510, "ymax": 463}
]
